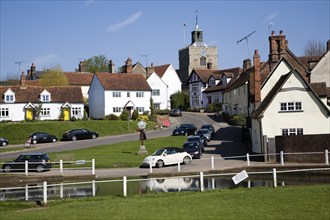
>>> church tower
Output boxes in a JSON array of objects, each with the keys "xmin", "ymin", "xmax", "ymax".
[{"xmin": 178, "ymin": 11, "xmax": 218, "ymax": 85}]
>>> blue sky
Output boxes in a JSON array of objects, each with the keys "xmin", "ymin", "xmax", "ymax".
[{"xmin": 1, "ymin": 0, "xmax": 329, "ymax": 80}]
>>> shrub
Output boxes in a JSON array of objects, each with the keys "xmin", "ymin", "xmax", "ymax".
[
  {"xmin": 228, "ymin": 115, "xmax": 246, "ymax": 126},
  {"xmin": 137, "ymin": 115, "xmax": 149, "ymax": 122},
  {"xmin": 120, "ymin": 109, "xmax": 129, "ymax": 120},
  {"xmin": 131, "ymin": 110, "xmax": 139, "ymax": 120},
  {"xmin": 155, "ymin": 109, "xmax": 170, "ymax": 115},
  {"xmin": 206, "ymin": 104, "xmax": 214, "ymax": 112},
  {"xmin": 104, "ymin": 114, "xmax": 119, "ymax": 120}
]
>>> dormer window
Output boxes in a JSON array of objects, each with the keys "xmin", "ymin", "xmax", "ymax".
[
  {"xmin": 4, "ymin": 89, "xmax": 15, "ymax": 103},
  {"xmin": 209, "ymin": 78, "xmax": 215, "ymax": 87},
  {"xmin": 40, "ymin": 90, "xmax": 51, "ymax": 102}
]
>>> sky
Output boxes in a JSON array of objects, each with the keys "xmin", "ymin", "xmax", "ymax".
[{"xmin": 0, "ymin": 0, "xmax": 329, "ymax": 80}]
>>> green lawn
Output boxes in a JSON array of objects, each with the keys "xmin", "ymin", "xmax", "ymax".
[
  {"xmin": 0, "ymin": 185, "xmax": 329, "ymax": 220},
  {"xmin": 0, "ymin": 120, "xmax": 156, "ymax": 145}
]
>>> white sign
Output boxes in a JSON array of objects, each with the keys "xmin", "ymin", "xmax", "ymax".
[
  {"xmin": 232, "ymin": 170, "xmax": 249, "ymax": 185},
  {"xmin": 75, "ymin": 160, "xmax": 86, "ymax": 165}
]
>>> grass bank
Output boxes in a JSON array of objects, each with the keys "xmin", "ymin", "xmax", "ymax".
[
  {"xmin": 0, "ymin": 120, "xmax": 156, "ymax": 145},
  {"xmin": 0, "ymin": 185, "xmax": 329, "ymax": 220}
]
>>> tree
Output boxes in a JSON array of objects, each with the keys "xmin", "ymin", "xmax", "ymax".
[
  {"xmin": 170, "ymin": 91, "xmax": 190, "ymax": 110},
  {"xmin": 39, "ymin": 65, "xmax": 69, "ymax": 86},
  {"xmin": 84, "ymin": 55, "xmax": 109, "ymax": 73},
  {"xmin": 303, "ymin": 39, "xmax": 326, "ymax": 56}
]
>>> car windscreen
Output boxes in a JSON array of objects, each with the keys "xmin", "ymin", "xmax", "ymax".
[
  {"xmin": 183, "ymin": 143, "xmax": 198, "ymax": 149},
  {"xmin": 188, "ymin": 137, "xmax": 200, "ymax": 142},
  {"xmin": 152, "ymin": 149, "xmax": 165, "ymax": 156}
]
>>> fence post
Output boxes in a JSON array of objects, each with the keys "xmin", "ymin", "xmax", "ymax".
[
  {"xmin": 60, "ymin": 160, "xmax": 63, "ymax": 175},
  {"xmin": 43, "ymin": 181, "xmax": 48, "ymax": 205},
  {"xmin": 211, "ymin": 156, "xmax": 214, "ymax": 170},
  {"xmin": 123, "ymin": 176, "xmax": 127, "ymax": 197},
  {"xmin": 200, "ymin": 172, "xmax": 204, "ymax": 192},
  {"xmin": 25, "ymin": 160, "xmax": 28, "ymax": 176},
  {"xmin": 246, "ymin": 153, "xmax": 250, "ymax": 166},
  {"xmin": 25, "ymin": 185, "xmax": 29, "ymax": 201},
  {"xmin": 92, "ymin": 180, "xmax": 96, "ymax": 197},
  {"xmin": 92, "ymin": 159, "xmax": 95, "ymax": 175},
  {"xmin": 325, "ymin": 149, "xmax": 329, "ymax": 165},
  {"xmin": 280, "ymin": 151, "xmax": 284, "ymax": 166},
  {"xmin": 177, "ymin": 160, "xmax": 181, "ymax": 172},
  {"xmin": 273, "ymin": 168, "xmax": 277, "ymax": 188},
  {"xmin": 60, "ymin": 183, "xmax": 64, "ymax": 199},
  {"xmin": 149, "ymin": 162, "xmax": 153, "ymax": 173}
]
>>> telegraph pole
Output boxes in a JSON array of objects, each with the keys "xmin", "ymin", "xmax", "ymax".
[{"xmin": 15, "ymin": 61, "xmax": 24, "ymax": 73}]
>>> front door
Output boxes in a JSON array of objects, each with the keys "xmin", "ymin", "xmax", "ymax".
[
  {"xmin": 26, "ymin": 109, "xmax": 33, "ymax": 121},
  {"xmin": 63, "ymin": 108, "xmax": 70, "ymax": 121}
]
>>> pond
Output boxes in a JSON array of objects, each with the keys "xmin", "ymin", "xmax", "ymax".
[{"xmin": 1, "ymin": 172, "xmax": 329, "ymax": 201}]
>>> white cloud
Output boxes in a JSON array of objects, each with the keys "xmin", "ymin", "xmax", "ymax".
[
  {"xmin": 32, "ymin": 54, "xmax": 58, "ymax": 67},
  {"xmin": 264, "ymin": 12, "xmax": 279, "ymax": 23},
  {"xmin": 106, "ymin": 11, "xmax": 142, "ymax": 32}
]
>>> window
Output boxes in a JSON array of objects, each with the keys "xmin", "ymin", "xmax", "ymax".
[
  {"xmin": 40, "ymin": 108, "xmax": 50, "ymax": 117},
  {"xmin": 127, "ymin": 92, "xmax": 130, "ymax": 97},
  {"xmin": 113, "ymin": 92, "xmax": 121, "ymax": 98},
  {"xmin": 137, "ymin": 107, "xmax": 144, "ymax": 113},
  {"xmin": 192, "ymin": 83, "xmax": 199, "ymax": 92},
  {"xmin": 282, "ymin": 128, "xmax": 303, "ymax": 136},
  {"xmin": 5, "ymin": 95, "xmax": 14, "ymax": 102},
  {"xmin": 280, "ymin": 102, "xmax": 303, "ymax": 112},
  {"xmin": 192, "ymin": 96, "xmax": 200, "ymax": 106},
  {"xmin": 41, "ymin": 94, "xmax": 50, "ymax": 102},
  {"xmin": 200, "ymin": 56, "xmax": 206, "ymax": 66},
  {"xmin": 113, "ymin": 107, "xmax": 122, "ymax": 113},
  {"xmin": 136, "ymin": 92, "xmax": 144, "ymax": 97},
  {"xmin": 0, "ymin": 108, "xmax": 9, "ymax": 118},
  {"xmin": 153, "ymin": 103, "xmax": 160, "ymax": 110},
  {"xmin": 71, "ymin": 107, "xmax": 82, "ymax": 117},
  {"xmin": 209, "ymin": 79, "xmax": 215, "ymax": 87},
  {"xmin": 152, "ymin": 89, "xmax": 160, "ymax": 96}
]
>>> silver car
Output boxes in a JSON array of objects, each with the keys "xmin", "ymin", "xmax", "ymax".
[{"xmin": 197, "ymin": 129, "xmax": 211, "ymax": 142}]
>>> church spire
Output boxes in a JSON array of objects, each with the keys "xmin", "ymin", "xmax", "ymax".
[
  {"xmin": 191, "ymin": 10, "xmax": 205, "ymax": 46},
  {"xmin": 195, "ymin": 10, "xmax": 199, "ymax": 30}
]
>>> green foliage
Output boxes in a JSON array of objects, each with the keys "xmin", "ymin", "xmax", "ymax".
[
  {"xmin": 206, "ymin": 104, "xmax": 214, "ymax": 112},
  {"xmin": 85, "ymin": 55, "xmax": 109, "ymax": 73},
  {"xmin": 137, "ymin": 115, "xmax": 149, "ymax": 123},
  {"xmin": 155, "ymin": 109, "xmax": 169, "ymax": 115},
  {"xmin": 104, "ymin": 114, "xmax": 120, "ymax": 120},
  {"xmin": 228, "ymin": 115, "xmax": 246, "ymax": 126},
  {"xmin": 170, "ymin": 91, "xmax": 190, "ymax": 110},
  {"xmin": 131, "ymin": 110, "xmax": 139, "ymax": 120},
  {"xmin": 213, "ymin": 103, "xmax": 222, "ymax": 112},
  {"xmin": 38, "ymin": 64, "xmax": 69, "ymax": 86},
  {"xmin": 149, "ymin": 97, "xmax": 155, "ymax": 115},
  {"xmin": 120, "ymin": 109, "xmax": 129, "ymax": 120}
]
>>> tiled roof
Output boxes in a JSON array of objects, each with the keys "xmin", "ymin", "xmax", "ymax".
[
  {"xmin": 192, "ymin": 67, "xmax": 242, "ymax": 84},
  {"xmin": 310, "ymin": 82, "xmax": 328, "ymax": 97},
  {"xmin": 153, "ymin": 64, "xmax": 170, "ymax": 78},
  {"xmin": 223, "ymin": 69, "xmax": 251, "ymax": 93},
  {"xmin": 203, "ymin": 84, "xmax": 227, "ymax": 93},
  {"xmin": 65, "ymin": 72, "xmax": 94, "ymax": 85},
  {"xmin": 95, "ymin": 72, "xmax": 151, "ymax": 91},
  {"xmin": 0, "ymin": 86, "xmax": 83, "ymax": 103}
]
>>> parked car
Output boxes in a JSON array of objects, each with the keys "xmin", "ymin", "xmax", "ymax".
[
  {"xmin": 142, "ymin": 147, "xmax": 192, "ymax": 168},
  {"xmin": 197, "ymin": 129, "xmax": 211, "ymax": 142},
  {"xmin": 62, "ymin": 129, "xmax": 98, "ymax": 141},
  {"xmin": 172, "ymin": 124, "xmax": 197, "ymax": 136},
  {"xmin": 182, "ymin": 141, "xmax": 203, "ymax": 159},
  {"xmin": 187, "ymin": 135, "xmax": 206, "ymax": 149},
  {"xmin": 201, "ymin": 124, "xmax": 215, "ymax": 136},
  {"xmin": 0, "ymin": 137, "xmax": 8, "ymax": 147},
  {"xmin": 2, "ymin": 152, "xmax": 52, "ymax": 173},
  {"xmin": 28, "ymin": 132, "xmax": 58, "ymax": 144},
  {"xmin": 169, "ymin": 108, "xmax": 182, "ymax": 117}
]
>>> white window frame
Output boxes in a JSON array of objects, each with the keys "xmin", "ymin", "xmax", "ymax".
[
  {"xmin": 282, "ymin": 128, "xmax": 303, "ymax": 136},
  {"xmin": 0, "ymin": 107, "xmax": 9, "ymax": 118},
  {"xmin": 136, "ymin": 92, "xmax": 144, "ymax": 98},
  {"xmin": 280, "ymin": 102, "xmax": 303, "ymax": 112},
  {"xmin": 152, "ymin": 89, "xmax": 160, "ymax": 96},
  {"xmin": 113, "ymin": 92, "xmax": 121, "ymax": 98},
  {"xmin": 40, "ymin": 108, "xmax": 50, "ymax": 117},
  {"xmin": 71, "ymin": 107, "xmax": 82, "ymax": 117},
  {"xmin": 113, "ymin": 107, "xmax": 122, "ymax": 113},
  {"xmin": 137, "ymin": 107, "xmax": 144, "ymax": 113},
  {"xmin": 192, "ymin": 83, "xmax": 199, "ymax": 92}
]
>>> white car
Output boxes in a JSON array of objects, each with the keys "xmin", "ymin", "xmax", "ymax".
[{"xmin": 142, "ymin": 147, "xmax": 192, "ymax": 168}]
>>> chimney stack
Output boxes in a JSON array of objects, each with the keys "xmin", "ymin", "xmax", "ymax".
[
  {"xmin": 146, "ymin": 63, "xmax": 154, "ymax": 78},
  {"xmin": 253, "ymin": 49, "xmax": 261, "ymax": 106},
  {"xmin": 109, "ymin": 60, "xmax": 115, "ymax": 73},
  {"xmin": 243, "ymin": 59, "xmax": 251, "ymax": 73},
  {"xmin": 79, "ymin": 61, "xmax": 86, "ymax": 72},
  {"xmin": 20, "ymin": 72, "xmax": 26, "ymax": 88},
  {"xmin": 31, "ymin": 63, "xmax": 36, "ymax": 74},
  {"xmin": 269, "ymin": 30, "xmax": 287, "ymax": 71},
  {"xmin": 125, "ymin": 57, "xmax": 132, "ymax": 73},
  {"xmin": 207, "ymin": 62, "xmax": 212, "ymax": 69}
]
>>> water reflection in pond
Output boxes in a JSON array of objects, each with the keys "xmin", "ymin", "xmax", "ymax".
[{"xmin": 1, "ymin": 173, "xmax": 329, "ymax": 201}]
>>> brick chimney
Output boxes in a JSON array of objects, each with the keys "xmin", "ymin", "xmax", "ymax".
[
  {"xmin": 31, "ymin": 63, "xmax": 36, "ymax": 75},
  {"xmin": 109, "ymin": 60, "xmax": 115, "ymax": 73},
  {"xmin": 20, "ymin": 71, "xmax": 26, "ymax": 88},
  {"xmin": 243, "ymin": 59, "xmax": 251, "ymax": 73},
  {"xmin": 253, "ymin": 49, "xmax": 261, "ymax": 107},
  {"xmin": 146, "ymin": 63, "xmax": 154, "ymax": 78},
  {"xmin": 125, "ymin": 57, "xmax": 132, "ymax": 73},
  {"xmin": 79, "ymin": 61, "xmax": 86, "ymax": 72},
  {"xmin": 269, "ymin": 30, "xmax": 287, "ymax": 71}
]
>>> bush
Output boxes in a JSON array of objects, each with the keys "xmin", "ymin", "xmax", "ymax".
[
  {"xmin": 228, "ymin": 115, "xmax": 246, "ymax": 126},
  {"xmin": 206, "ymin": 104, "xmax": 214, "ymax": 112},
  {"xmin": 137, "ymin": 115, "xmax": 149, "ymax": 122},
  {"xmin": 155, "ymin": 109, "xmax": 169, "ymax": 115},
  {"xmin": 120, "ymin": 109, "xmax": 129, "ymax": 120},
  {"xmin": 104, "ymin": 114, "xmax": 119, "ymax": 120},
  {"xmin": 131, "ymin": 110, "xmax": 139, "ymax": 120}
]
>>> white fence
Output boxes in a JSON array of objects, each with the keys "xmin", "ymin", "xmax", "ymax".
[{"xmin": 1, "ymin": 167, "xmax": 329, "ymax": 204}]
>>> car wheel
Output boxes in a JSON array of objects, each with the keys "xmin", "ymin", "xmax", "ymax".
[
  {"xmin": 72, "ymin": 136, "xmax": 77, "ymax": 141},
  {"xmin": 183, "ymin": 156, "xmax": 191, "ymax": 165},
  {"xmin": 3, "ymin": 165, "xmax": 12, "ymax": 173},
  {"xmin": 32, "ymin": 140, "xmax": 37, "ymax": 144},
  {"xmin": 156, "ymin": 160, "xmax": 164, "ymax": 168},
  {"xmin": 1, "ymin": 142, "xmax": 7, "ymax": 147},
  {"xmin": 92, "ymin": 134, "xmax": 96, "ymax": 139},
  {"xmin": 52, "ymin": 138, "xmax": 57, "ymax": 143},
  {"xmin": 198, "ymin": 151, "xmax": 202, "ymax": 159},
  {"xmin": 36, "ymin": 165, "xmax": 45, "ymax": 173}
]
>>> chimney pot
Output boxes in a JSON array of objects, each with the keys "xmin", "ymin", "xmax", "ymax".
[
  {"xmin": 280, "ymin": 30, "xmax": 283, "ymax": 35},
  {"xmin": 271, "ymin": 31, "xmax": 275, "ymax": 36}
]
